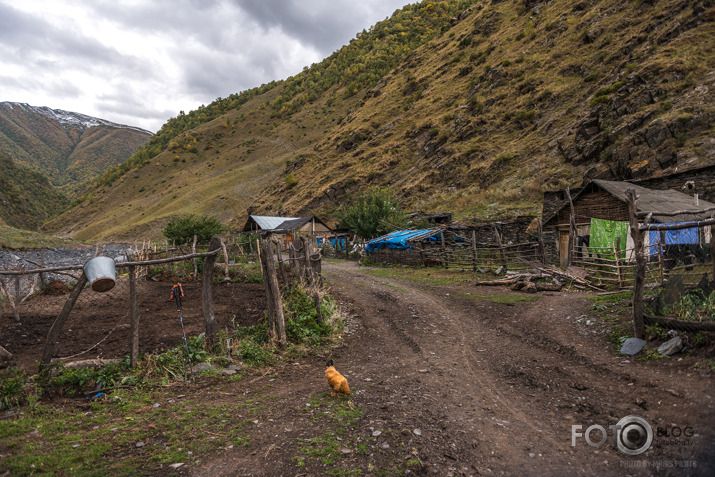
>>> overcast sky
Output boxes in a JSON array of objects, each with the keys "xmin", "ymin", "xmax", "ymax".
[{"xmin": 1, "ymin": 0, "xmax": 413, "ymax": 133}]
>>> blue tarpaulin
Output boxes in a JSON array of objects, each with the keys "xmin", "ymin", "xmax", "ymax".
[
  {"xmin": 649, "ymin": 223, "xmax": 699, "ymax": 255},
  {"xmin": 365, "ymin": 229, "xmax": 439, "ymax": 253},
  {"xmin": 317, "ymin": 236, "xmax": 348, "ymax": 250}
]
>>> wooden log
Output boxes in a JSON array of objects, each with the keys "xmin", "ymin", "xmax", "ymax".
[
  {"xmin": 201, "ymin": 235, "xmax": 222, "ymax": 349},
  {"xmin": 129, "ymin": 265, "xmax": 140, "ymax": 368},
  {"xmin": 536, "ymin": 282, "xmax": 563, "ymax": 292},
  {"xmin": 644, "ymin": 314, "xmax": 715, "ymax": 332},
  {"xmin": 478, "ymin": 279, "xmax": 524, "ymax": 286},
  {"xmin": 627, "ymin": 189, "xmax": 647, "ymax": 339},
  {"xmin": 640, "ymin": 218, "xmax": 715, "ymax": 231},
  {"xmin": 40, "ymin": 273, "xmax": 88, "ymax": 369}
]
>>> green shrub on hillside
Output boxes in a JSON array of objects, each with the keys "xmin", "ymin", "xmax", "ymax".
[
  {"xmin": 162, "ymin": 214, "xmax": 226, "ymax": 245},
  {"xmin": 336, "ymin": 187, "xmax": 407, "ymax": 240}
]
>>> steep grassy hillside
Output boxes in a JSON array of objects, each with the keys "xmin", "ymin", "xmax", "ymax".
[
  {"xmin": 253, "ymin": 0, "xmax": 714, "ymax": 221},
  {"xmin": 44, "ymin": 0, "xmax": 714, "ymax": 241},
  {"xmin": 0, "ymin": 154, "xmax": 70, "ymax": 230},
  {"xmin": 0, "ymin": 103, "xmax": 151, "ymax": 196}
]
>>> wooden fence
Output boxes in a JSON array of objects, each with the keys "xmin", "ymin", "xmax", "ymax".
[{"xmin": 626, "ymin": 190, "xmax": 715, "ymax": 338}]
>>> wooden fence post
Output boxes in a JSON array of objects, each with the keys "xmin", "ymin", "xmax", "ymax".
[
  {"xmin": 40, "ymin": 273, "xmax": 88, "ymax": 369},
  {"xmin": 40, "ymin": 248, "xmax": 46, "ymax": 285},
  {"xmin": 313, "ymin": 253, "xmax": 323, "ymax": 323},
  {"xmin": 566, "ymin": 187, "xmax": 576, "ymax": 268},
  {"xmin": 614, "ymin": 237, "xmax": 623, "ymax": 288},
  {"xmin": 192, "ymin": 235, "xmax": 198, "ymax": 279},
  {"xmin": 711, "ymin": 225, "xmax": 715, "ymax": 284},
  {"xmin": 302, "ymin": 236, "xmax": 313, "ymax": 283},
  {"xmin": 201, "ymin": 235, "xmax": 222, "ymax": 349},
  {"xmin": 493, "ymin": 224, "xmax": 507, "ymax": 270},
  {"xmin": 440, "ymin": 231, "xmax": 448, "ymax": 269},
  {"xmin": 471, "ymin": 230, "xmax": 478, "ymax": 271},
  {"xmin": 220, "ymin": 237, "xmax": 230, "ymax": 276},
  {"xmin": 273, "ymin": 240, "xmax": 289, "ymax": 288},
  {"xmin": 537, "ymin": 219, "xmax": 546, "ymax": 264},
  {"xmin": 626, "ymin": 189, "xmax": 646, "ymax": 339},
  {"xmin": 129, "ymin": 265, "xmax": 140, "ymax": 368},
  {"xmin": 0, "ymin": 275, "xmax": 20, "ymax": 322},
  {"xmin": 259, "ymin": 239, "xmax": 286, "ymax": 345}
]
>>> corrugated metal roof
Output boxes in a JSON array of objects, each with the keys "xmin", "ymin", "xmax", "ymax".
[
  {"xmin": 250, "ymin": 215, "xmax": 299, "ymax": 231},
  {"xmin": 273, "ymin": 217, "xmax": 313, "ymax": 233},
  {"xmin": 592, "ymin": 180, "xmax": 715, "ymax": 222}
]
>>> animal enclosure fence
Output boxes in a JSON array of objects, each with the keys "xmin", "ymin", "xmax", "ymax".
[
  {"xmin": 626, "ymin": 190, "xmax": 715, "ymax": 338},
  {"xmin": 366, "ymin": 226, "xmax": 546, "ymax": 273},
  {"xmin": 0, "ymin": 238, "xmax": 230, "ymax": 373},
  {"xmin": 0, "ymin": 234, "xmax": 327, "ymax": 374}
]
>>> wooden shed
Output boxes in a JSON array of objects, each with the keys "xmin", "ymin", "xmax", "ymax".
[{"xmin": 544, "ymin": 179, "xmax": 714, "ymax": 266}]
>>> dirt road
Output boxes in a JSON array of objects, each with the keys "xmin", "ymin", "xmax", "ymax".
[{"xmin": 193, "ymin": 261, "xmax": 714, "ymax": 476}]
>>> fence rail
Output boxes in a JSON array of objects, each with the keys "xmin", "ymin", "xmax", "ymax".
[
  {"xmin": 626, "ymin": 190, "xmax": 715, "ymax": 338},
  {"xmin": 0, "ymin": 234, "xmax": 328, "ymax": 375}
]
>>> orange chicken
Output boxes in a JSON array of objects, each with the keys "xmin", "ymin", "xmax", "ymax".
[{"xmin": 325, "ymin": 359, "xmax": 350, "ymax": 398}]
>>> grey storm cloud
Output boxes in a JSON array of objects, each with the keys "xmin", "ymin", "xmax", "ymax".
[
  {"xmin": 0, "ymin": 3, "xmax": 135, "ymax": 70},
  {"xmin": 1, "ymin": 0, "xmax": 412, "ymax": 131}
]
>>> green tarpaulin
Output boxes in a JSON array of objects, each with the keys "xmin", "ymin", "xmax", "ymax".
[{"xmin": 589, "ymin": 218, "xmax": 628, "ymax": 260}]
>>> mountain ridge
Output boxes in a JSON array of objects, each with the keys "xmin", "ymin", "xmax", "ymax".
[
  {"xmin": 42, "ymin": 0, "xmax": 715, "ymax": 241},
  {"xmin": 0, "ymin": 101, "xmax": 152, "ymax": 197},
  {"xmin": 1, "ymin": 102, "xmax": 153, "ymax": 134}
]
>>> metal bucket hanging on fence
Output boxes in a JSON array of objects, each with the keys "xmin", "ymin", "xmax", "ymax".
[{"xmin": 83, "ymin": 257, "xmax": 116, "ymax": 292}]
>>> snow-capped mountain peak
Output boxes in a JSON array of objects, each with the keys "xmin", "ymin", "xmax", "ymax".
[{"xmin": 1, "ymin": 102, "xmax": 151, "ymax": 134}]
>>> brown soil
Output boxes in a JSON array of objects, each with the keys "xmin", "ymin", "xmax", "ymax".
[
  {"xmin": 1, "ymin": 277, "xmax": 267, "ymax": 371},
  {"xmin": 2, "ymin": 261, "xmax": 714, "ymax": 476}
]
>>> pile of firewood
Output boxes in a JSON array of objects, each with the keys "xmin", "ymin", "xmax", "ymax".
[{"xmin": 476, "ymin": 265, "xmax": 603, "ymax": 292}]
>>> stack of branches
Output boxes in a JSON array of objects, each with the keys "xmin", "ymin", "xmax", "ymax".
[
  {"xmin": 476, "ymin": 263, "xmax": 606, "ymax": 293},
  {"xmin": 476, "ymin": 270, "xmax": 562, "ymax": 293}
]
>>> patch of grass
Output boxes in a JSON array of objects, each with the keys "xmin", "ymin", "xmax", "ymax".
[
  {"xmin": 455, "ymin": 291, "xmax": 539, "ymax": 304},
  {"xmin": 0, "ymin": 225, "xmax": 78, "ymax": 249},
  {"xmin": 606, "ymin": 324, "xmax": 630, "ymax": 352},
  {"xmin": 361, "ymin": 266, "xmax": 472, "ymax": 286},
  {"xmin": 636, "ymin": 345, "xmax": 664, "ymax": 362},
  {"xmin": 0, "ymin": 387, "xmax": 258, "ymax": 475},
  {"xmin": 296, "ymin": 398, "xmax": 364, "ymax": 473},
  {"xmin": 0, "ymin": 368, "xmax": 28, "ymax": 410}
]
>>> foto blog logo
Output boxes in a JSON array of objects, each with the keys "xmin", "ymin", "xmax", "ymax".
[{"xmin": 572, "ymin": 415, "xmax": 654, "ymax": 456}]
